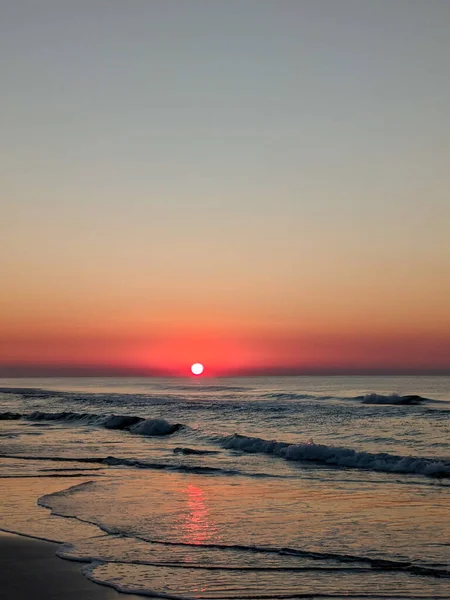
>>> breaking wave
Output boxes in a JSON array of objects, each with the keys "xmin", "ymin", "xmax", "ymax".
[
  {"xmin": 0, "ymin": 410, "xmax": 181, "ymax": 437},
  {"xmin": 220, "ymin": 434, "xmax": 450, "ymax": 478},
  {"xmin": 360, "ymin": 393, "xmax": 429, "ymax": 405},
  {"xmin": 2, "ymin": 411, "xmax": 449, "ymax": 479}
]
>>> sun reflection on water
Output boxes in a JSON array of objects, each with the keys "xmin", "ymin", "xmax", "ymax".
[{"xmin": 182, "ymin": 484, "xmax": 218, "ymax": 546}]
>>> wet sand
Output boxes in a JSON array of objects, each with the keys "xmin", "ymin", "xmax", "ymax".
[{"xmin": 0, "ymin": 531, "xmax": 142, "ymax": 600}]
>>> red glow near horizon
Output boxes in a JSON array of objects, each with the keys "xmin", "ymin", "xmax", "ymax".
[{"xmin": 1, "ymin": 327, "xmax": 450, "ymax": 376}]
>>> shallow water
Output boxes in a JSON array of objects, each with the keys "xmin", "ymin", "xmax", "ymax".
[{"xmin": 0, "ymin": 376, "xmax": 449, "ymax": 599}]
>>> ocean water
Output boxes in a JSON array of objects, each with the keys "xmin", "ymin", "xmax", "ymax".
[{"xmin": 0, "ymin": 375, "xmax": 449, "ymax": 599}]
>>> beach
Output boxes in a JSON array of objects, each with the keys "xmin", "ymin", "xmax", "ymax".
[{"xmin": 0, "ymin": 531, "xmax": 142, "ymax": 600}]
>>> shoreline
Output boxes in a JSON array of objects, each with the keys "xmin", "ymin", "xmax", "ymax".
[{"xmin": 0, "ymin": 531, "xmax": 142, "ymax": 600}]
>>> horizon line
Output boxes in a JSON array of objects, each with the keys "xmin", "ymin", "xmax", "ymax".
[{"xmin": 1, "ymin": 365, "xmax": 449, "ymax": 378}]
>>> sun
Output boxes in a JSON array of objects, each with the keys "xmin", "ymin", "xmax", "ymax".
[{"xmin": 191, "ymin": 363, "xmax": 204, "ymax": 376}]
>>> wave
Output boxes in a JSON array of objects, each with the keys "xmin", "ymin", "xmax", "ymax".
[
  {"xmin": 0, "ymin": 412, "xmax": 22, "ymax": 420},
  {"xmin": 83, "ymin": 549, "xmax": 450, "ymax": 579},
  {"xmin": 0, "ymin": 473, "xmax": 99, "ymax": 479},
  {"xmin": 82, "ymin": 560, "xmax": 450, "ymax": 600},
  {"xmin": 359, "ymin": 393, "xmax": 429, "ymax": 405},
  {"xmin": 262, "ymin": 392, "xmax": 317, "ymax": 400},
  {"xmin": 263, "ymin": 391, "xmax": 437, "ymax": 405},
  {"xmin": 98, "ymin": 456, "xmax": 244, "ymax": 476},
  {"xmin": 3, "ymin": 409, "xmax": 449, "ymax": 479},
  {"xmin": 102, "ymin": 414, "xmax": 142, "ymax": 429},
  {"xmin": 35, "ymin": 484, "xmax": 450, "ymax": 580},
  {"xmin": 0, "ymin": 387, "xmax": 62, "ymax": 398},
  {"xmin": 220, "ymin": 434, "xmax": 450, "ymax": 478},
  {"xmin": 173, "ymin": 447, "xmax": 220, "ymax": 456},
  {"xmin": 0, "ymin": 452, "xmax": 281, "ymax": 478},
  {"xmin": 1, "ymin": 386, "xmax": 446, "ymax": 409},
  {"xmin": 169, "ymin": 385, "xmax": 249, "ymax": 392},
  {"xmin": 0, "ymin": 410, "xmax": 182, "ymax": 437},
  {"xmin": 130, "ymin": 419, "xmax": 181, "ymax": 436}
]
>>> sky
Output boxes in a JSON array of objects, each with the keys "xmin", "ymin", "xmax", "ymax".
[{"xmin": 1, "ymin": 0, "xmax": 449, "ymax": 376}]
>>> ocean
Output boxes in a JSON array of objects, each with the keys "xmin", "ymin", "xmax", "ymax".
[{"xmin": 0, "ymin": 376, "xmax": 449, "ymax": 599}]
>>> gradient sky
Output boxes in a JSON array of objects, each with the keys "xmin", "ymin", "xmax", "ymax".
[{"xmin": 1, "ymin": 0, "xmax": 449, "ymax": 376}]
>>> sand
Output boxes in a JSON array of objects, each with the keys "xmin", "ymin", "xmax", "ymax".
[{"xmin": 0, "ymin": 531, "xmax": 142, "ymax": 600}]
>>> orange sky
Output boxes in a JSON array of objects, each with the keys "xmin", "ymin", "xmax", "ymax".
[{"xmin": 1, "ymin": 2, "xmax": 449, "ymax": 376}]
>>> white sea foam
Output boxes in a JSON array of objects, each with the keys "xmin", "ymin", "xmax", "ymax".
[{"xmin": 221, "ymin": 434, "xmax": 450, "ymax": 478}]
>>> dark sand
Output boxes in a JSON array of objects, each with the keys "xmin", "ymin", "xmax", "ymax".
[{"xmin": 0, "ymin": 531, "xmax": 142, "ymax": 600}]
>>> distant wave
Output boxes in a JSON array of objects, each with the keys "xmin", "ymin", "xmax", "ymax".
[
  {"xmin": 262, "ymin": 391, "xmax": 437, "ymax": 405},
  {"xmin": 98, "ymin": 456, "xmax": 245, "ymax": 476},
  {"xmin": 262, "ymin": 392, "xmax": 317, "ymax": 400},
  {"xmin": 0, "ymin": 410, "xmax": 181, "ymax": 437},
  {"xmin": 220, "ymin": 434, "xmax": 450, "ymax": 478},
  {"xmin": 0, "ymin": 387, "xmax": 64, "ymax": 398},
  {"xmin": 0, "ymin": 386, "xmax": 446, "ymax": 408},
  {"xmin": 169, "ymin": 385, "xmax": 249, "ymax": 392},
  {"xmin": 359, "ymin": 393, "xmax": 429, "ymax": 405}
]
